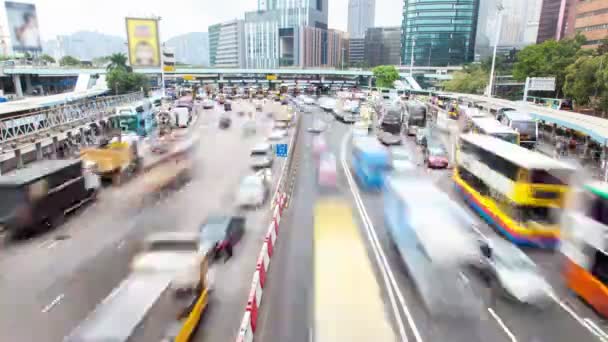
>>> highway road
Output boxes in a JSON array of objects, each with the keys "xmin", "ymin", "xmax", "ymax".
[
  {"xmin": 0, "ymin": 100, "xmax": 285, "ymax": 342},
  {"xmin": 254, "ymin": 101, "xmax": 607, "ymax": 342}
]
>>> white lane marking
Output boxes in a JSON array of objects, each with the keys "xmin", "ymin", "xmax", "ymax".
[
  {"xmin": 550, "ymin": 293, "xmax": 608, "ymax": 341},
  {"xmin": 340, "ymin": 132, "xmax": 420, "ymax": 342},
  {"xmin": 38, "ymin": 239, "xmax": 54, "ymax": 249},
  {"xmin": 584, "ymin": 318, "xmax": 608, "ymax": 341},
  {"xmin": 41, "ymin": 294, "xmax": 64, "ymax": 313},
  {"xmin": 487, "ymin": 307, "xmax": 517, "ymax": 342},
  {"xmin": 459, "ymin": 272, "xmax": 469, "ymax": 284},
  {"xmin": 46, "ymin": 240, "xmax": 59, "ymax": 249}
]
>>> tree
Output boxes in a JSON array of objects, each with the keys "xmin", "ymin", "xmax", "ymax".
[
  {"xmin": 442, "ymin": 64, "xmax": 488, "ymax": 94},
  {"xmin": 59, "ymin": 55, "xmax": 80, "ymax": 66},
  {"xmin": 372, "ymin": 65, "xmax": 399, "ymax": 88},
  {"xmin": 597, "ymin": 37, "xmax": 608, "ymax": 55},
  {"xmin": 564, "ymin": 55, "xmax": 608, "ymax": 116},
  {"xmin": 40, "ymin": 54, "xmax": 55, "ymax": 64},
  {"xmin": 512, "ymin": 33, "xmax": 589, "ymax": 97},
  {"xmin": 107, "ymin": 52, "xmax": 129, "ymax": 71},
  {"xmin": 106, "ymin": 67, "xmax": 148, "ymax": 95}
]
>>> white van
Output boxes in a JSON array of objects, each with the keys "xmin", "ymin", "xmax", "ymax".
[{"xmin": 171, "ymin": 107, "xmax": 190, "ymax": 128}]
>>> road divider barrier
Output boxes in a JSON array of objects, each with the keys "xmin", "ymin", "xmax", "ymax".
[{"xmin": 235, "ymin": 111, "xmax": 301, "ymax": 342}]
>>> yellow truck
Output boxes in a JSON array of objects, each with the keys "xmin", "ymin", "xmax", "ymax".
[{"xmin": 80, "ymin": 139, "xmax": 140, "ymax": 185}]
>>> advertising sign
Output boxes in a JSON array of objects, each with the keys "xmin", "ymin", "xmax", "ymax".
[
  {"xmin": 528, "ymin": 77, "xmax": 556, "ymax": 92},
  {"xmin": 5, "ymin": 1, "xmax": 41, "ymax": 52},
  {"xmin": 125, "ymin": 18, "xmax": 161, "ymax": 67}
]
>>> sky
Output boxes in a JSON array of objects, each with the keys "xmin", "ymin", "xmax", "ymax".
[{"xmin": 24, "ymin": 0, "xmax": 403, "ymax": 41}]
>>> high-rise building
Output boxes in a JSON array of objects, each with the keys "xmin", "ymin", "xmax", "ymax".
[
  {"xmin": 348, "ymin": 0, "xmax": 376, "ymax": 39},
  {"xmin": 365, "ymin": 27, "xmax": 401, "ymax": 67},
  {"xmin": 348, "ymin": 38, "xmax": 365, "ymax": 65},
  {"xmin": 537, "ymin": 0, "xmax": 577, "ymax": 43},
  {"xmin": 402, "ymin": 0, "xmax": 480, "ymax": 67},
  {"xmin": 573, "ymin": 0, "xmax": 608, "ymax": 48},
  {"xmin": 474, "ymin": 0, "xmax": 541, "ymax": 60},
  {"xmin": 244, "ymin": 0, "xmax": 329, "ymax": 68},
  {"xmin": 208, "ymin": 20, "xmax": 246, "ymax": 68},
  {"xmin": 299, "ymin": 27, "xmax": 348, "ymax": 68}
]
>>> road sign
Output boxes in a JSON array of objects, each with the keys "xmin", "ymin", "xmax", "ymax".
[
  {"xmin": 275, "ymin": 143, "xmax": 288, "ymax": 157},
  {"xmin": 266, "ymin": 74, "xmax": 277, "ymax": 81},
  {"xmin": 528, "ymin": 77, "xmax": 556, "ymax": 91},
  {"xmin": 183, "ymin": 75, "xmax": 195, "ymax": 81},
  {"xmin": 163, "ymin": 65, "xmax": 175, "ymax": 72}
]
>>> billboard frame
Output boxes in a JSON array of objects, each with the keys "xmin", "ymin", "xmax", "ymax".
[{"xmin": 125, "ymin": 17, "xmax": 161, "ymax": 68}]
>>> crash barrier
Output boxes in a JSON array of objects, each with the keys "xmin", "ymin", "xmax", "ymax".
[
  {"xmin": 174, "ymin": 288, "xmax": 210, "ymax": 342},
  {"xmin": 235, "ymin": 112, "xmax": 302, "ymax": 342}
]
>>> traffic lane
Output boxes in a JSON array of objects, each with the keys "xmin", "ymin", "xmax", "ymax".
[
  {"xmin": 253, "ymin": 111, "xmax": 313, "ymax": 342},
  {"xmin": 0, "ymin": 104, "xmax": 273, "ymax": 342},
  {"xmin": 192, "ymin": 119, "xmax": 288, "ymax": 341},
  {"xmin": 327, "ymin": 121, "xmax": 511, "ymax": 342}
]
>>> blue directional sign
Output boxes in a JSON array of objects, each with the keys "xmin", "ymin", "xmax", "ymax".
[{"xmin": 275, "ymin": 143, "xmax": 288, "ymax": 157}]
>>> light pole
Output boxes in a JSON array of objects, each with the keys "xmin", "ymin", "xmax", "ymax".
[
  {"xmin": 341, "ymin": 47, "xmax": 345, "ymax": 70},
  {"xmin": 488, "ymin": 3, "xmax": 504, "ymax": 98},
  {"xmin": 409, "ymin": 37, "xmax": 416, "ymax": 77}
]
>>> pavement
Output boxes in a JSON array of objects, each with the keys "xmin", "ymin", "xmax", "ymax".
[
  {"xmin": 0, "ymin": 99, "xmax": 286, "ymax": 342},
  {"xmin": 254, "ymin": 102, "xmax": 608, "ymax": 342}
]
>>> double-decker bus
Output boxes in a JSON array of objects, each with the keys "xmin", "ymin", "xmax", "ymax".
[
  {"xmin": 561, "ymin": 181, "xmax": 608, "ymax": 317},
  {"xmin": 383, "ymin": 176, "xmax": 485, "ymax": 340},
  {"xmin": 496, "ymin": 111, "xmax": 538, "ymax": 149},
  {"xmin": 351, "ymin": 137, "xmax": 390, "ymax": 190},
  {"xmin": 313, "ymin": 199, "xmax": 397, "ymax": 341},
  {"xmin": 468, "ymin": 117, "xmax": 520, "ymax": 145},
  {"xmin": 454, "ymin": 133, "xmax": 575, "ymax": 248}
]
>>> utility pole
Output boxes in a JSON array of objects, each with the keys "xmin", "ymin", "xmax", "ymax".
[
  {"xmin": 409, "ymin": 37, "xmax": 416, "ymax": 77},
  {"xmin": 488, "ymin": 3, "xmax": 504, "ymax": 98}
]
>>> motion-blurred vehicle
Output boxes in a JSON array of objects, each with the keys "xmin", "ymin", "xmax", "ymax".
[
  {"xmin": 318, "ymin": 152, "xmax": 338, "ymax": 188},
  {"xmin": 0, "ymin": 159, "xmax": 100, "ymax": 239},
  {"xmin": 303, "ymin": 97, "xmax": 315, "ymax": 105},
  {"xmin": 352, "ymin": 137, "xmax": 390, "ymax": 190},
  {"xmin": 80, "ymin": 136, "xmax": 140, "ymax": 185},
  {"xmin": 389, "ymin": 146, "xmax": 416, "ymax": 175},
  {"xmin": 218, "ymin": 96, "xmax": 226, "ymax": 105},
  {"xmin": 250, "ymin": 143, "xmax": 274, "ymax": 169},
  {"xmin": 312, "ymin": 135, "xmax": 329, "ymax": 161},
  {"xmin": 268, "ymin": 128, "xmax": 288, "ymax": 141},
  {"xmin": 471, "ymin": 238, "xmax": 554, "ymax": 307},
  {"xmin": 224, "ymin": 102, "xmax": 232, "ymax": 112},
  {"xmin": 202, "ymin": 99, "xmax": 215, "ymax": 109},
  {"xmin": 424, "ymin": 144, "xmax": 449, "ymax": 169},
  {"xmin": 319, "ymin": 97, "xmax": 336, "ymax": 112},
  {"xmin": 171, "ymin": 107, "xmax": 190, "ymax": 128},
  {"xmin": 219, "ymin": 116, "xmax": 232, "ymax": 129},
  {"xmin": 377, "ymin": 130, "xmax": 402, "ymax": 146},
  {"xmin": 343, "ymin": 105, "xmax": 360, "ymax": 123},
  {"xmin": 415, "ymin": 128, "xmax": 431, "ymax": 146},
  {"xmin": 308, "ymin": 119, "xmax": 327, "ymax": 134},
  {"xmin": 199, "ymin": 215, "xmax": 245, "ymax": 260},
  {"xmin": 255, "ymin": 100, "xmax": 263, "ymax": 111},
  {"xmin": 242, "ymin": 120, "xmax": 256, "ymax": 136},
  {"xmin": 236, "ymin": 175, "xmax": 269, "ymax": 208},
  {"xmin": 353, "ymin": 121, "xmax": 369, "ymax": 137}
]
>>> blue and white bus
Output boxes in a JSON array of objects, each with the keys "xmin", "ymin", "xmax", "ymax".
[
  {"xmin": 351, "ymin": 137, "xmax": 390, "ymax": 190},
  {"xmin": 110, "ymin": 99, "xmax": 156, "ymax": 137},
  {"xmin": 383, "ymin": 176, "xmax": 486, "ymax": 340}
]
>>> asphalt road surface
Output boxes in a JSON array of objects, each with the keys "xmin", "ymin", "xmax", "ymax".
[
  {"xmin": 0, "ymin": 100, "xmax": 285, "ymax": 342},
  {"xmin": 254, "ymin": 102, "xmax": 606, "ymax": 342}
]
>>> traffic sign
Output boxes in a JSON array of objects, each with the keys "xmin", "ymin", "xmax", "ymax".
[
  {"xmin": 528, "ymin": 77, "xmax": 555, "ymax": 91},
  {"xmin": 275, "ymin": 144, "xmax": 288, "ymax": 157}
]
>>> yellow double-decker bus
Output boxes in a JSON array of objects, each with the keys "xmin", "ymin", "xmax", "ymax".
[
  {"xmin": 453, "ymin": 133, "xmax": 574, "ymax": 248},
  {"xmin": 313, "ymin": 199, "xmax": 397, "ymax": 341}
]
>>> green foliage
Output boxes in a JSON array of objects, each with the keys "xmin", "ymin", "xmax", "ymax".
[
  {"xmin": 59, "ymin": 55, "xmax": 80, "ymax": 66},
  {"xmin": 107, "ymin": 53, "xmax": 129, "ymax": 71},
  {"xmin": 512, "ymin": 33, "xmax": 589, "ymax": 96},
  {"xmin": 442, "ymin": 64, "xmax": 488, "ymax": 94},
  {"xmin": 598, "ymin": 38, "xmax": 608, "ymax": 55},
  {"xmin": 106, "ymin": 67, "xmax": 148, "ymax": 95},
  {"xmin": 372, "ymin": 65, "xmax": 399, "ymax": 88},
  {"xmin": 564, "ymin": 55, "xmax": 608, "ymax": 114},
  {"xmin": 40, "ymin": 54, "xmax": 55, "ymax": 64}
]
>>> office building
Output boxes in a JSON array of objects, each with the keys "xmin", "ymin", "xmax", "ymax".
[
  {"xmin": 475, "ymin": 0, "xmax": 541, "ymax": 60},
  {"xmin": 365, "ymin": 27, "xmax": 401, "ymax": 67},
  {"xmin": 537, "ymin": 0, "xmax": 577, "ymax": 43},
  {"xmin": 402, "ymin": 0, "xmax": 480, "ymax": 67},
  {"xmin": 208, "ymin": 20, "xmax": 245, "ymax": 68},
  {"xmin": 299, "ymin": 27, "xmax": 348, "ymax": 68},
  {"xmin": 348, "ymin": 0, "xmax": 376, "ymax": 39},
  {"xmin": 244, "ymin": 0, "xmax": 330, "ymax": 68},
  {"xmin": 573, "ymin": 0, "xmax": 608, "ymax": 48},
  {"xmin": 348, "ymin": 38, "xmax": 365, "ymax": 65}
]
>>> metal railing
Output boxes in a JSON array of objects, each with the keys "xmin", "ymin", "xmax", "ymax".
[{"xmin": 0, "ymin": 92, "xmax": 142, "ymax": 149}]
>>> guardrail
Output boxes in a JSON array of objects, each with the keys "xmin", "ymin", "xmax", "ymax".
[
  {"xmin": 235, "ymin": 110, "xmax": 302, "ymax": 342},
  {"xmin": 0, "ymin": 92, "xmax": 142, "ymax": 148}
]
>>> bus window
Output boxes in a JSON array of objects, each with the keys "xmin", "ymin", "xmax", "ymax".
[
  {"xmin": 492, "ymin": 133, "xmax": 519, "ymax": 145},
  {"xmin": 518, "ymin": 206, "xmax": 559, "ymax": 225},
  {"xmin": 529, "ymin": 170, "xmax": 566, "ymax": 185},
  {"xmin": 591, "ymin": 251, "xmax": 608, "ymax": 286},
  {"xmin": 587, "ymin": 194, "xmax": 608, "ymax": 226},
  {"xmin": 511, "ymin": 120, "xmax": 536, "ymax": 137}
]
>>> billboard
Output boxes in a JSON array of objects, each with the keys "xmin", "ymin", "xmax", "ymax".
[
  {"xmin": 5, "ymin": 1, "xmax": 41, "ymax": 52},
  {"xmin": 125, "ymin": 18, "xmax": 160, "ymax": 67}
]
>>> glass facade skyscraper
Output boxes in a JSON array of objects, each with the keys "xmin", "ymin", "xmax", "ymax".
[{"xmin": 401, "ymin": 0, "xmax": 480, "ymax": 67}]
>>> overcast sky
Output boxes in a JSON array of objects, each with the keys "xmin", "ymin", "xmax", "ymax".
[{"xmin": 27, "ymin": 0, "xmax": 403, "ymax": 40}]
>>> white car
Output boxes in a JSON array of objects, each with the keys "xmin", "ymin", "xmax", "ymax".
[
  {"xmin": 202, "ymin": 99, "xmax": 215, "ymax": 109},
  {"xmin": 389, "ymin": 146, "xmax": 417, "ymax": 175},
  {"xmin": 303, "ymin": 97, "xmax": 315, "ymax": 105},
  {"xmin": 250, "ymin": 143, "xmax": 273, "ymax": 169},
  {"xmin": 472, "ymin": 238, "xmax": 555, "ymax": 308},
  {"xmin": 236, "ymin": 175, "xmax": 268, "ymax": 208},
  {"xmin": 268, "ymin": 128, "xmax": 288, "ymax": 141}
]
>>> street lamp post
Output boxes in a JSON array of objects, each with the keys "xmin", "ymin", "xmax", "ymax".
[{"xmin": 488, "ymin": 3, "xmax": 504, "ymax": 98}]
